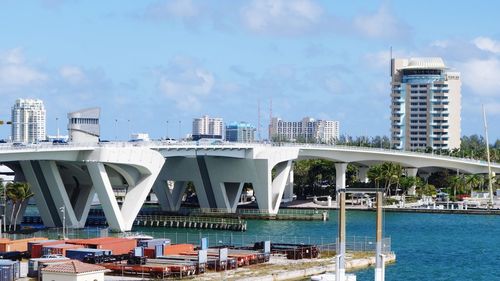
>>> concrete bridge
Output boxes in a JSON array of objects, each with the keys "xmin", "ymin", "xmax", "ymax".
[{"xmin": 0, "ymin": 142, "xmax": 498, "ymax": 231}]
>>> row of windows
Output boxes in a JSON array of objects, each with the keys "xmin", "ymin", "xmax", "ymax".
[
  {"xmin": 69, "ymin": 118, "xmax": 99, "ymax": 125},
  {"xmin": 410, "ymin": 126, "xmax": 427, "ymax": 129},
  {"xmin": 410, "ymin": 137, "xmax": 428, "ymax": 141}
]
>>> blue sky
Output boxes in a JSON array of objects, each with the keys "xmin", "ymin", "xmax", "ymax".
[{"xmin": 0, "ymin": 0, "xmax": 499, "ymax": 141}]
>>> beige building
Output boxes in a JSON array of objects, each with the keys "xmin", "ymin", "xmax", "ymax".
[
  {"xmin": 41, "ymin": 260, "xmax": 107, "ymax": 281},
  {"xmin": 269, "ymin": 117, "xmax": 340, "ymax": 143},
  {"xmin": 192, "ymin": 115, "xmax": 223, "ymax": 140},
  {"xmin": 390, "ymin": 57, "xmax": 461, "ymax": 150}
]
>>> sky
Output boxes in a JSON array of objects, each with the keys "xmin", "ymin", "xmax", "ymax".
[{"xmin": 0, "ymin": 0, "xmax": 499, "ymax": 141}]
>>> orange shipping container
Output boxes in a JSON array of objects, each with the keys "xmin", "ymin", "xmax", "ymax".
[
  {"xmin": 0, "ymin": 237, "xmax": 48, "ymax": 252},
  {"xmin": 67, "ymin": 237, "xmax": 137, "ymax": 255},
  {"xmin": 163, "ymin": 244, "xmax": 194, "ymax": 255}
]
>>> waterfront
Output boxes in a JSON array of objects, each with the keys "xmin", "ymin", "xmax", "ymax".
[
  {"xmin": 15, "ymin": 209, "xmax": 500, "ymax": 280},
  {"xmin": 133, "ymin": 210, "xmax": 499, "ymax": 281}
]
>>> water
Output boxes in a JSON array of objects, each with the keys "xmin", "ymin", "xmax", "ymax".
[
  {"xmin": 22, "ymin": 210, "xmax": 500, "ymax": 280},
  {"xmin": 135, "ymin": 210, "xmax": 500, "ymax": 281}
]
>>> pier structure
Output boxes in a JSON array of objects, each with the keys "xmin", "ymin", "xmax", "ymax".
[{"xmin": 0, "ymin": 142, "xmax": 498, "ymax": 232}]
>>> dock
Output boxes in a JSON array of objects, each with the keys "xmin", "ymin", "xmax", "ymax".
[
  {"xmin": 191, "ymin": 208, "xmax": 329, "ymax": 220},
  {"xmin": 133, "ymin": 215, "xmax": 247, "ymax": 231}
]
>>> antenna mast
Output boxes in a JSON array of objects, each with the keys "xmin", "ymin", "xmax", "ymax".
[
  {"xmin": 257, "ymin": 100, "xmax": 261, "ymax": 141},
  {"xmin": 483, "ymin": 105, "xmax": 494, "ymax": 208}
]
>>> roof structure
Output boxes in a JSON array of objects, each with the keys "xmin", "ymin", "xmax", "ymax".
[
  {"xmin": 402, "ymin": 57, "xmax": 446, "ymax": 70},
  {"xmin": 42, "ymin": 260, "xmax": 106, "ymax": 274}
]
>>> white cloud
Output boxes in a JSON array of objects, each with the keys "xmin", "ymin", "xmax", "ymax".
[
  {"xmin": 241, "ymin": 0, "xmax": 323, "ymax": 36},
  {"xmin": 59, "ymin": 65, "xmax": 86, "ymax": 84},
  {"xmin": 472, "ymin": 36, "xmax": 500, "ymax": 54},
  {"xmin": 0, "ymin": 48, "xmax": 47, "ymax": 87},
  {"xmin": 353, "ymin": 5, "xmax": 410, "ymax": 40},
  {"xmin": 459, "ymin": 58, "xmax": 500, "ymax": 96},
  {"xmin": 157, "ymin": 57, "xmax": 215, "ymax": 110}
]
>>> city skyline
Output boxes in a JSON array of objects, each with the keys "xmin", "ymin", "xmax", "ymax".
[{"xmin": 0, "ymin": 1, "xmax": 499, "ymax": 141}]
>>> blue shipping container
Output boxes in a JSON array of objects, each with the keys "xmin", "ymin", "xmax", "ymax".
[
  {"xmin": 65, "ymin": 249, "xmax": 111, "ymax": 261},
  {"xmin": 0, "ymin": 260, "xmax": 20, "ymax": 281},
  {"xmin": 138, "ymin": 239, "xmax": 171, "ymax": 248}
]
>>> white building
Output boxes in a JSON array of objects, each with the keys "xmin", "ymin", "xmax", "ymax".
[
  {"xmin": 269, "ymin": 117, "xmax": 340, "ymax": 143},
  {"xmin": 390, "ymin": 57, "xmax": 461, "ymax": 150},
  {"xmin": 11, "ymin": 99, "xmax": 46, "ymax": 143},
  {"xmin": 68, "ymin": 107, "xmax": 100, "ymax": 143},
  {"xmin": 192, "ymin": 115, "xmax": 223, "ymax": 140}
]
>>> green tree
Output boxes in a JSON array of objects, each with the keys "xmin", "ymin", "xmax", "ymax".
[{"xmin": 6, "ymin": 182, "xmax": 33, "ymax": 231}]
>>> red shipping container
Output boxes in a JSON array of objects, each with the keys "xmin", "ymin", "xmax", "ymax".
[
  {"xmin": 31, "ymin": 241, "xmax": 66, "ymax": 258},
  {"xmin": 143, "ymin": 248, "xmax": 155, "ymax": 258},
  {"xmin": 42, "ymin": 244, "xmax": 81, "ymax": 257}
]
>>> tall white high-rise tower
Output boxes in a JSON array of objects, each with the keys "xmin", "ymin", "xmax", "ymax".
[{"xmin": 11, "ymin": 98, "xmax": 46, "ymax": 143}]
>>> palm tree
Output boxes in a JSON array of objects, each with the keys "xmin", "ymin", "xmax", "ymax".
[
  {"xmin": 6, "ymin": 182, "xmax": 33, "ymax": 231},
  {"xmin": 465, "ymin": 174, "xmax": 482, "ymax": 196}
]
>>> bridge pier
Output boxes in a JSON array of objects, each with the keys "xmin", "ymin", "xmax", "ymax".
[
  {"xmin": 358, "ymin": 166, "xmax": 369, "ymax": 183},
  {"xmin": 405, "ymin": 168, "xmax": 418, "ymax": 195}
]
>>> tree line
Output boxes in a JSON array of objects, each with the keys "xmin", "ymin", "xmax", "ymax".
[{"xmin": 293, "ymin": 160, "xmax": 498, "ymax": 201}]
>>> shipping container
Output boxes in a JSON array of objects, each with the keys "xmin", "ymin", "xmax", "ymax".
[
  {"xmin": 67, "ymin": 237, "xmax": 136, "ymax": 255},
  {"xmin": 29, "ymin": 240, "xmax": 62, "ymax": 258},
  {"xmin": 42, "ymin": 244, "xmax": 81, "ymax": 256},
  {"xmin": 0, "ymin": 237, "xmax": 47, "ymax": 252},
  {"xmin": 163, "ymin": 244, "xmax": 194, "ymax": 255},
  {"xmin": 65, "ymin": 248, "xmax": 111, "ymax": 261},
  {"xmin": 138, "ymin": 239, "xmax": 171, "ymax": 249},
  {"xmin": 0, "ymin": 260, "xmax": 20, "ymax": 280},
  {"xmin": 28, "ymin": 257, "xmax": 69, "ymax": 278}
]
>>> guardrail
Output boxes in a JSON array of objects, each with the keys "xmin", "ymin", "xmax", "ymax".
[{"xmin": 0, "ymin": 141, "xmax": 496, "ymax": 168}]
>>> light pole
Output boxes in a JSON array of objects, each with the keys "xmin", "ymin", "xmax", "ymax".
[
  {"xmin": 114, "ymin": 119, "xmax": 118, "ymax": 141},
  {"xmin": 166, "ymin": 121, "xmax": 169, "ymax": 139},
  {"xmin": 178, "ymin": 120, "xmax": 181, "ymax": 141},
  {"xmin": 59, "ymin": 206, "xmax": 65, "ymax": 240},
  {"xmin": 56, "ymin": 117, "xmax": 59, "ymax": 139},
  {"xmin": 127, "ymin": 119, "xmax": 131, "ymax": 139}
]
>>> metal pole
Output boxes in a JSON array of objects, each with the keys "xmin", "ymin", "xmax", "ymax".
[
  {"xmin": 375, "ymin": 191, "xmax": 385, "ymax": 281},
  {"xmin": 482, "ymin": 105, "xmax": 494, "ymax": 209},
  {"xmin": 336, "ymin": 189, "xmax": 346, "ymax": 281},
  {"xmin": 166, "ymin": 120, "xmax": 169, "ymax": 139}
]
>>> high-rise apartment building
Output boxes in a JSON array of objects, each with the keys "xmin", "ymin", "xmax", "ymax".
[
  {"xmin": 192, "ymin": 115, "xmax": 223, "ymax": 140},
  {"xmin": 225, "ymin": 122, "xmax": 256, "ymax": 142},
  {"xmin": 11, "ymin": 98, "xmax": 46, "ymax": 143},
  {"xmin": 269, "ymin": 117, "xmax": 339, "ymax": 143},
  {"xmin": 390, "ymin": 57, "xmax": 461, "ymax": 150}
]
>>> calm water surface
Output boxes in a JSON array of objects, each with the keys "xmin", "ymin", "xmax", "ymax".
[
  {"xmin": 134, "ymin": 210, "xmax": 500, "ymax": 281},
  {"xmin": 30, "ymin": 210, "xmax": 500, "ymax": 280}
]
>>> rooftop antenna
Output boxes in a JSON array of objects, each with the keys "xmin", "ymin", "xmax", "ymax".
[
  {"xmin": 483, "ymin": 105, "xmax": 494, "ymax": 209},
  {"xmin": 269, "ymin": 98, "xmax": 273, "ymax": 140}
]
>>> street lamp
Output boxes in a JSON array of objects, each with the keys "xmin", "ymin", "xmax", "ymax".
[
  {"xmin": 166, "ymin": 120, "xmax": 169, "ymax": 139},
  {"xmin": 114, "ymin": 119, "xmax": 118, "ymax": 141},
  {"xmin": 56, "ymin": 117, "xmax": 59, "ymax": 139},
  {"xmin": 59, "ymin": 206, "xmax": 66, "ymax": 240},
  {"xmin": 178, "ymin": 120, "xmax": 181, "ymax": 141}
]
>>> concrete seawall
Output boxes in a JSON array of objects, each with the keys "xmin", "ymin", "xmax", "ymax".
[{"xmin": 198, "ymin": 253, "xmax": 396, "ymax": 281}]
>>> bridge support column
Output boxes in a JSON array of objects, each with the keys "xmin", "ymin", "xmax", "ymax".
[
  {"xmin": 283, "ymin": 165, "xmax": 294, "ymax": 202},
  {"xmin": 39, "ymin": 161, "xmax": 87, "ymax": 228},
  {"xmin": 405, "ymin": 168, "xmax": 418, "ymax": 196},
  {"xmin": 253, "ymin": 160, "xmax": 293, "ymax": 214},
  {"xmin": 335, "ymin": 163, "xmax": 347, "ymax": 204},
  {"xmin": 358, "ymin": 166, "xmax": 369, "ymax": 183},
  {"xmin": 87, "ymin": 162, "xmax": 126, "ymax": 231},
  {"xmin": 18, "ymin": 161, "xmax": 58, "ymax": 227}
]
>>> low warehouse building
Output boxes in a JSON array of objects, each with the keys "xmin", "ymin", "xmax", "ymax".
[{"xmin": 41, "ymin": 260, "xmax": 107, "ymax": 281}]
